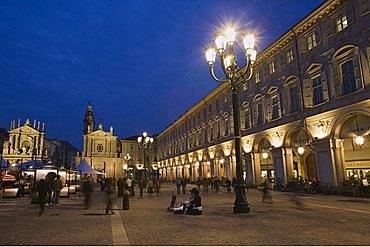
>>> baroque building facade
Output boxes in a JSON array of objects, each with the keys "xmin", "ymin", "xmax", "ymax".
[
  {"xmin": 2, "ymin": 119, "xmax": 78, "ymax": 168},
  {"xmin": 78, "ymin": 104, "xmax": 157, "ymax": 178},
  {"xmin": 156, "ymin": 0, "xmax": 370, "ymax": 187}
]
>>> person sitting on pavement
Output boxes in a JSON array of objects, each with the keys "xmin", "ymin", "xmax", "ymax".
[{"xmin": 171, "ymin": 187, "xmax": 202, "ymax": 215}]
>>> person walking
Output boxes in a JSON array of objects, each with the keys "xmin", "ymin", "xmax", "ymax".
[
  {"xmin": 181, "ymin": 178, "xmax": 187, "ymax": 195},
  {"xmin": 52, "ymin": 175, "xmax": 63, "ymax": 205},
  {"xmin": 175, "ymin": 178, "xmax": 181, "ymax": 195},
  {"xmin": 82, "ymin": 177, "xmax": 93, "ymax": 209},
  {"xmin": 129, "ymin": 178, "xmax": 135, "ymax": 197},
  {"xmin": 139, "ymin": 178, "xmax": 146, "ymax": 198},
  {"xmin": 226, "ymin": 178, "xmax": 232, "ymax": 192},
  {"xmin": 147, "ymin": 179, "xmax": 154, "ymax": 197},
  {"xmin": 37, "ymin": 179, "xmax": 49, "ymax": 216},
  {"xmin": 105, "ymin": 178, "xmax": 115, "ymax": 215},
  {"xmin": 117, "ymin": 177, "xmax": 124, "ymax": 197},
  {"xmin": 122, "ymin": 177, "xmax": 130, "ymax": 210}
]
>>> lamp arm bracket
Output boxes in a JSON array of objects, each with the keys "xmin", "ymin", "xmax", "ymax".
[{"xmin": 209, "ymin": 67, "xmax": 227, "ymax": 83}]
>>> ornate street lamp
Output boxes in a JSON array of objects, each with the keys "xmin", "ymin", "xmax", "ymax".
[
  {"xmin": 204, "ymin": 26, "xmax": 257, "ymax": 213},
  {"xmin": 123, "ymin": 153, "xmax": 131, "ymax": 177},
  {"xmin": 137, "ymin": 132, "xmax": 154, "ymax": 179}
]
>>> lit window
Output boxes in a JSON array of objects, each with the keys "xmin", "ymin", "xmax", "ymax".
[
  {"xmin": 307, "ymin": 33, "xmax": 317, "ymax": 51},
  {"xmin": 312, "ymin": 76, "xmax": 324, "ymax": 105},
  {"xmin": 341, "ymin": 60, "xmax": 357, "ymax": 95},
  {"xmin": 335, "ymin": 13, "xmax": 348, "ymax": 33},
  {"xmin": 269, "ymin": 61, "xmax": 276, "ymax": 74},
  {"xmin": 255, "ymin": 71, "xmax": 261, "ymax": 83},
  {"xmin": 286, "ymin": 50, "xmax": 294, "ymax": 63},
  {"xmin": 271, "ymin": 95, "xmax": 280, "ymax": 120}
]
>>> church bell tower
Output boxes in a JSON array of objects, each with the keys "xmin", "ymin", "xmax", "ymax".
[{"xmin": 83, "ymin": 103, "xmax": 95, "ymax": 134}]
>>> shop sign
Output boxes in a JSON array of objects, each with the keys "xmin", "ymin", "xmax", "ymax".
[
  {"xmin": 345, "ymin": 161, "xmax": 370, "ymax": 168},
  {"xmin": 340, "ymin": 115, "xmax": 370, "ymax": 138}
]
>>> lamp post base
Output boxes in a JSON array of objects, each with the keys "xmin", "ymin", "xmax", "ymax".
[{"xmin": 233, "ymin": 184, "xmax": 250, "ymax": 213}]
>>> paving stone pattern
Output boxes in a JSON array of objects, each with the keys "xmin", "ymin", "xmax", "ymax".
[
  {"xmin": 0, "ymin": 184, "xmax": 112, "ymax": 246},
  {"xmin": 120, "ymin": 184, "xmax": 370, "ymax": 246},
  {"xmin": 0, "ymin": 182, "xmax": 369, "ymax": 246}
]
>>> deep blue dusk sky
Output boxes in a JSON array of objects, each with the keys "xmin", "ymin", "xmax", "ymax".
[{"xmin": 0, "ymin": 0, "xmax": 324, "ymax": 150}]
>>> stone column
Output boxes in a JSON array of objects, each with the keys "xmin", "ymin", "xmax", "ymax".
[
  {"xmin": 253, "ymin": 153, "xmax": 262, "ymax": 186},
  {"xmin": 225, "ymin": 157, "xmax": 231, "ymax": 180},
  {"xmin": 283, "ymin": 148, "xmax": 295, "ymax": 183},
  {"xmin": 244, "ymin": 152, "xmax": 255, "ymax": 185},
  {"xmin": 271, "ymin": 147, "xmax": 294, "ymax": 186},
  {"xmin": 210, "ymin": 159, "xmax": 215, "ymax": 176},
  {"xmin": 332, "ymin": 139, "xmax": 346, "ymax": 185},
  {"xmin": 311, "ymin": 138, "xmax": 337, "ymax": 186}
]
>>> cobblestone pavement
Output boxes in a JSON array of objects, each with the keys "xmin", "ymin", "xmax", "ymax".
[
  {"xmin": 0, "ymin": 184, "xmax": 112, "ymax": 246},
  {"xmin": 0, "ymin": 183, "xmax": 369, "ymax": 246},
  {"xmin": 119, "ymin": 183, "xmax": 370, "ymax": 246}
]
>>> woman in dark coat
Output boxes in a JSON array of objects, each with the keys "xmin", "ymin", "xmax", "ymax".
[
  {"xmin": 122, "ymin": 177, "xmax": 130, "ymax": 210},
  {"xmin": 117, "ymin": 178, "xmax": 124, "ymax": 197},
  {"xmin": 37, "ymin": 179, "xmax": 49, "ymax": 216}
]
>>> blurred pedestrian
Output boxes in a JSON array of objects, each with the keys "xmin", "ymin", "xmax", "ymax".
[
  {"xmin": 226, "ymin": 178, "xmax": 231, "ymax": 192},
  {"xmin": 122, "ymin": 177, "xmax": 130, "ymax": 210},
  {"xmin": 37, "ymin": 179, "xmax": 49, "ymax": 216},
  {"xmin": 262, "ymin": 177, "xmax": 272, "ymax": 203},
  {"xmin": 175, "ymin": 178, "xmax": 181, "ymax": 195},
  {"xmin": 105, "ymin": 179, "xmax": 115, "ymax": 215},
  {"xmin": 181, "ymin": 178, "xmax": 187, "ymax": 194},
  {"xmin": 52, "ymin": 175, "xmax": 63, "ymax": 205},
  {"xmin": 82, "ymin": 177, "xmax": 93, "ymax": 209},
  {"xmin": 147, "ymin": 179, "xmax": 154, "ymax": 197},
  {"xmin": 139, "ymin": 178, "xmax": 146, "ymax": 198},
  {"xmin": 215, "ymin": 177, "xmax": 220, "ymax": 192},
  {"xmin": 129, "ymin": 178, "xmax": 135, "ymax": 196},
  {"xmin": 117, "ymin": 177, "xmax": 124, "ymax": 197}
]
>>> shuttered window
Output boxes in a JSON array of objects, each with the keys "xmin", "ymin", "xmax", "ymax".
[
  {"xmin": 245, "ymin": 109, "xmax": 251, "ymax": 129},
  {"xmin": 256, "ymin": 103, "xmax": 264, "ymax": 125},
  {"xmin": 271, "ymin": 96, "xmax": 279, "ymax": 120},
  {"xmin": 269, "ymin": 61, "xmax": 276, "ymax": 74},
  {"xmin": 312, "ymin": 77, "xmax": 324, "ymax": 105},
  {"xmin": 290, "ymin": 87, "xmax": 299, "ymax": 113},
  {"xmin": 342, "ymin": 60, "xmax": 357, "ymax": 95},
  {"xmin": 255, "ymin": 71, "xmax": 261, "ymax": 83}
]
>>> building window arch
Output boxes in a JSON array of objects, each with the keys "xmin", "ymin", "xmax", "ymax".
[
  {"xmin": 303, "ymin": 63, "xmax": 330, "ymax": 107},
  {"xmin": 252, "ymin": 94, "xmax": 265, "ymax": 125},
  {"xmin": 331, "ymin": 45, "xmax": 363, "ymax": 97},
  {"xmin": 283, "ymin": 76, "xmax": 301, "ymax": 114},
  {"xmin": 266, "ymin": 86, "xmax": 281, "ymax": 121}
]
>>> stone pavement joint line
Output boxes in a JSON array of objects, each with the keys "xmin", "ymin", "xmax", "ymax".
[
  {"xmin": 305, "ymin": 203, "xmax": 370, "ymax": 214},
  {"xmin": 111, "ymin": 201, "xmax": 130, "ymax": 246}
]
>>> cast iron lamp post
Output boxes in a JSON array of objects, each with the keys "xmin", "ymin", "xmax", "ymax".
[
  {"xmin": 204, "ymin": 26, "xmax": 257, "ymax": 213},
  {"xmin": 137, "ymin": 132, "xmax": 154, "ymax": 179}
]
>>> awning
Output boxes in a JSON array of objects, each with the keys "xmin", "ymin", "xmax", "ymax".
[{"xmin": 76, "ymin": 159, "xmax": 102, "ymax": 174}]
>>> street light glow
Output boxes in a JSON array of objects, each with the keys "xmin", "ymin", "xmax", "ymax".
[
  {"xmin": 355, "ymin": 136, "xmax": 365, "ymax": 146},
  {"xmin": 242, "ymin": 34, "xmax": 255, "ymax": 50},
  {"xmin": 205, "ymin": 47, "xmax": 216, "ymax": 65},
  {"xmin": 214, "ymin": 33, "xmax": 226, "ymax": 53},
  {"xmin": 224, "ymin": 27, "xmax": 236, "ymax": 45}
]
